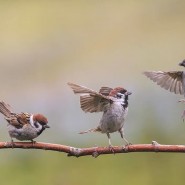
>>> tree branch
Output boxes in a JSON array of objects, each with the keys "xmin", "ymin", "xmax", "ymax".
[{"xmin": 0, "ymin": 141, "xmax": 185, "ymax": 157}]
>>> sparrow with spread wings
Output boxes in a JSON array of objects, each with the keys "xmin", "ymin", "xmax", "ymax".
[
  {"xmin": 143, "ymin": 60, "xmax": 185, "ymax": 118},
  {"xmin": 68, "ymin": 82, "xmax": 132, "ymax": 148}
]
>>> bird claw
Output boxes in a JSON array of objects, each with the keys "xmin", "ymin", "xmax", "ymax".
[
  {"xmin": 125, "ymin": 142, "xmax": 132, "ymax": 146},
  {"xmin": 152, "ymin": 140, "xmax": 160, "ymax": 146},
  {"xmin": 108, "ymin": 145, "xmax": 115, "ymax": 153},
  {"xmin": 31, "ymin": 140, "xmax": 36, "ymax": 147},
  {"xmin": 123, "ymin": 140, "xmax": 132, "ymax": 147},
  {"xmin": 10, "ymin": 140, "xmax": 15, "ymax": 149},
  {"xmin": 122, "ymin": 143, "xmax": 131, "ymax": 152}
]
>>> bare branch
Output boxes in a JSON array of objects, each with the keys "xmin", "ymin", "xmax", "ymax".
[{"xmin": 0, "ymin": 141, "xmax": 185, "ymax": 157}]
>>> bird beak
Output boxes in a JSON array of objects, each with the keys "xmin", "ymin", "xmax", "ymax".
[
  {"xmin": 44, "ymin": 125, "xmax": 50, "ymax": 128},
  {"xmin": 179, "ymin": 60, "xmax": 185, "ymax": 66},
  {"xmin": 179, "ymin": 62, "xmax": 183, "ymax": 66},
  {"xmin": 126, "ymin": 91, "xmax": 132, "ymax": 96}
]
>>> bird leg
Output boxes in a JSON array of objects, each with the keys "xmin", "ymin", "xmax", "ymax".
[
  {"xmin": 106, "ymin": 133, "xmax": 114, "ymax": 153},
  {"xmin": 119, "ymin": 128, "xmax": 131, "ymax": 146},
  {"xmin": 10, "ymin": 138, "xmax": 15, "ymax": 149},
  {"xmin": 31, "ymin": 139, "xmax": 36, "ymax": 147}
]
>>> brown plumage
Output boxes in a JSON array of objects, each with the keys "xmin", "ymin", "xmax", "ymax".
[
  {"xmin": 99, "ymin": 87, "xmax": 113, "ymax": 96},
  {"xmin": 33, "ymin": 114, "xmax": 48, "ymax": 126},
  {"xmin": 0, "ymin": 101, "xmax": 49, "ymax": 142},
  {"xmin": 0, "ymin": 101, "xmax": 29, "ymax": 128},
  {"xmin": 0, "ymin": 101, "xmax": 12, "ymax": 117},
  {"xmin": 143, "ymin": 60, "xmax": 185, "ymax": 119},
  {"xmin": 68, "ymin": 82, "xmax": 112, "ymax": 113},
  {"xmin": 143, "ymin": 71, "xmax": 184, "ymax": 95}
]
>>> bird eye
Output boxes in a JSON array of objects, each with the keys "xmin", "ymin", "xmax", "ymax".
[
  {"xmin": 34, "ymin": 122, "xmax": 39, "ymax": 128},
  {"xmin": 116, "ymin": 93, "xmax": 124, "ymax": 99}
]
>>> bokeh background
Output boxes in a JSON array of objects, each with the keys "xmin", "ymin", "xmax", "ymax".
[{"xmin": 1, "ymin": 0, "xmax": 185, "ymax": 184}]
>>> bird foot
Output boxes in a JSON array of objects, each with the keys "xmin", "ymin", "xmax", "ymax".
[
  {"xmin": 125, "ymin": 142, "xmax": 132, "ymax": 146},
  {"xmin": 152, "ymin": 140, "xmax": 160, "ymax": 146},
  {"xmin": 108, "ymin": 145, "xmax": 115, "ymax": 153},
  {"xmin": 10, "ymin": 140, "xmax": 15, "ymax": 149},
  {"xmin": 92, "ymin": 146, "xmax": 99, "ymax": 158},
  {"xmin": 31, "ymin": 140, "xmax": 36, "ymax": 147},
  {"xmin": 122, "ymin": 143, "xmax": 132, "ymax": 152}
]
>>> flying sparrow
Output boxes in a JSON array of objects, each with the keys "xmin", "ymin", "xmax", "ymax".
[
  {"xmin": 0, "ymin": 101, "xmax": 50, "ymax": 143},
  {"xmin": 68, "ymin": 82, "xmax": 132, "ymax": 148},
  {"xmin": 143, "ymin": 60, "xmax": 185, "ymax": 118}
]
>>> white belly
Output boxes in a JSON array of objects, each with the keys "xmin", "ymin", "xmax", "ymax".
[
  {"xmin": 99, "ymin": 103, "xmax": 128, "ymax": 133},
  {"xmin": 7, "ymin": 124, "xmax": 38, "ymax": 141}
]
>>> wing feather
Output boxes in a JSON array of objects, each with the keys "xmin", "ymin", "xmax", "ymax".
[
  {"xmin": 67, "ymin": 82, "xmax": 97, "ymax": 95},
  {"xmin": 143, "ymin": 71, "xmax": 184, "ymax": 95},
  {"xmin": 99, "ymin": 87, "xmax": 113, "ymax": 96},
  {"xmin": 68, "ymin": 82, "xmax": 112, "ymax": 112}
]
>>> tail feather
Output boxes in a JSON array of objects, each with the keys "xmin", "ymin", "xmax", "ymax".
[
  {"xmin": 0, "ymin": 101, "xmax": 12, "ymax": 117},
  {"xmin": 79, "ymin": 127, "xmax": 101, "ymax": 134}
]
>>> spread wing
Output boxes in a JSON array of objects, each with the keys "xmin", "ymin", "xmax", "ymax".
[
  {"xmin": 143, "ymin": 71, "xmax": 184, "ymax": 95},
  {"xmin": 68, "ymin": 82, "xmax": 113, "ymax": 112}
]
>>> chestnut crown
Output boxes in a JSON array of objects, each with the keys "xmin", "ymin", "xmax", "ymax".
[
  {"xmin": 33, "ymin": 114, "xmax": 48, "ymax": 125},
  {"xmin": 109, "ymin": 87, "xmax": 132, "ymax": 97}
]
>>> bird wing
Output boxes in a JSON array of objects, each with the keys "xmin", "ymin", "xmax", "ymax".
[
  {"xmin": 68, "ymin": 82, "xmax": 113, "ymax": 112},
  {"xmin": 99, "ymin": 87, "xmax": 113, "ymax": 96},
  {"xmin": 6, "ymin": 113, "xmax": 30, "ymax": 128},
  {"xmin": 143, "ymin": 71, "xmax": 184, "ymax": 95},
  {"xmin": 0, "ymin": 101, "xmax": 30, "ymax": 128}
]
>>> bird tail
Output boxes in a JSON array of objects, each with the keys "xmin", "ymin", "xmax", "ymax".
[
  {"xmin": 0, "ymin": 101, "xmax": 12, "ymax": 117},
  {"xmin": 79, "ymin": 127, "xmax": 101, "ymax": 134}
]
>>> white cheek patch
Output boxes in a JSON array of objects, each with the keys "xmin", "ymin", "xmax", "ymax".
[
  {"xmin": 29, "ymin": 115, "xmax": 35, "ymax": 128},
  {"xmin": 122, "ymin": 94, "xmax": 125, "ymax": 100},
  {"xmin": 30, "ymin": 115, "xmax": 43, "ymax": 131}
]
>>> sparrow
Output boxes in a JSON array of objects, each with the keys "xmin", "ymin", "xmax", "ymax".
[
  {"xmin": 143, "ymin": 60, "xmax": 185, "ymax": 118},
  {"xmin": 68, "ymin": 82, "xmax": 132, "ymax": 148},
  {"xmin": 0, "ymin": 101, "xmax": 50, "ymax": 143}
]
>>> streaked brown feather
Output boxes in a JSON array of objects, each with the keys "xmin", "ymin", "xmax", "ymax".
[
  {"xmin": 0, "ymin": 101, "xmax": 12, "ymax": 117},
  {"xmin": 143, "ymin": 71, "xmax": 184, "ymax": 95},
  {"xmin": 67, "ymin": 82, "xmax": 97, "ymax": 95},
  {"xmin": 99, "ymin": 87, "xmax": 113, "ymax": 96},
  {"xmin": 0, "ymin": 101, "xmax": 30, "ymax": 128},
  {"xmin": 80, "ymin": 95, "xmax": 110, "ymax": 112},
  {"xmin": 160, "ymin": 75, "xmax": 170, "ymax": 88},
  {"xmin": 68, "ymin": 82, "xmax": 112, "ymax": 113},
  {"xmin": 5, "ymin": 113, "xmax": 29, "ymax": 128}
]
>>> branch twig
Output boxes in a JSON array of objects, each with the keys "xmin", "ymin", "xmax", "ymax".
[{"xmin": 1, "ymin": 141, "xmax": 185, "ymax": 158}]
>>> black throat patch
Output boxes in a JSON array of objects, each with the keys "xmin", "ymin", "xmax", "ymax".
[{"xmin": 121, "ymin": 95, "xmax": 129, "ymax": 109}]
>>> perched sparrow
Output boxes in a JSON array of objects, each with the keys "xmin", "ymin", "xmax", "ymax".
[
  {"xmin": 0, "ymin": 101, "xmax": 50, "ymax": 143},
  {"xmin": 143, "ymin": 60, "xmax": 185, "ymax": 118},
  {"xmin": 68, "ymin": 82, "xmax": 132, "ymax": 148}
]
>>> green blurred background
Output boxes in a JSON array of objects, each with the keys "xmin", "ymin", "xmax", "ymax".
[{"xmin": 1, "ymin": 0, "xmax": 185, "ymax": 184}]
